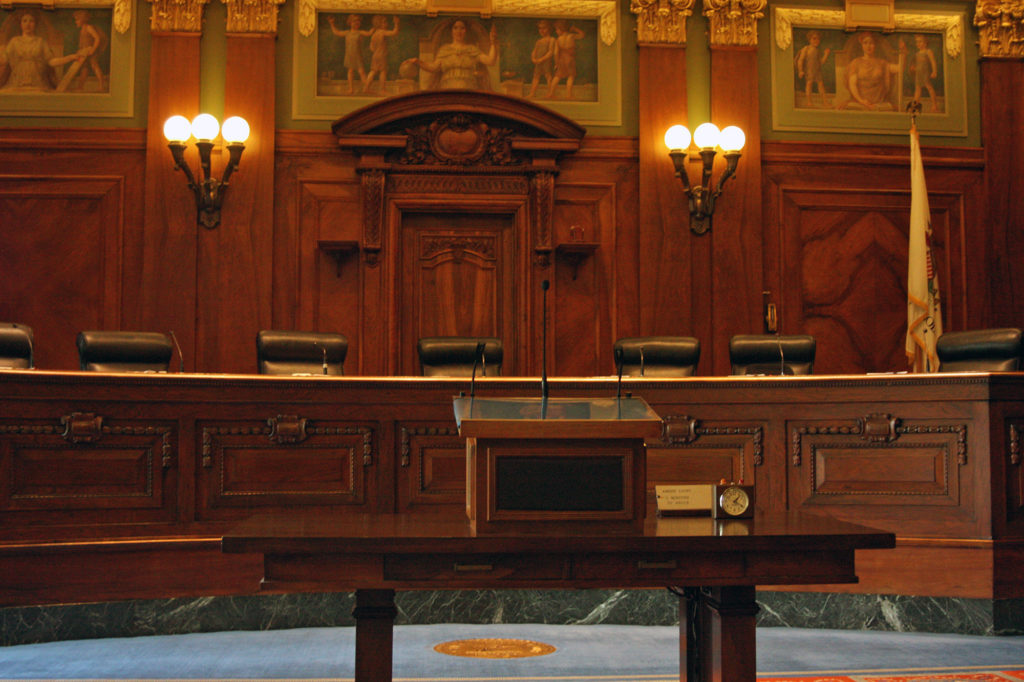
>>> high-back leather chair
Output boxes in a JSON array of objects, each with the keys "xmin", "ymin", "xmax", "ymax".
[
  {"xmin": 729, "ymin": 334, "xmax": 816, "ymax": 376},
  {"xmin": 613, "ymin": 336, "xmax": 700, "ymax": 377},
  {"xmin": 257, "ymin": 330, "xmax": 349, "ymax": 376},
  {"xmin": 937, "ymin": 328, "xmax": 1023, "ymax": 372},
  {"xmin": 0, "ymin": 323, "xmax": 33, "ymax": 369},
  {"xmin": 417, "ymin": 337, "xmax": 502, "ymax": 377},
  {"xmin": 77, "ymin": 331, "xmax": 174, "ymax": 372}
]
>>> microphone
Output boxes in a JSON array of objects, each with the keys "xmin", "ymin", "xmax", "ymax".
[
  {"xmin": 777, "ymin": 333, "xmax": 786, "ymax": 376},
  {"xmin": 540, "ymin": 279, "xmax": 549, "ymax": 402},
  {"xmin": 168, "ymin": 330, "xmax": 184, "ymax": 373},
  {"xmin": 639, "ymin": 345, "xmax": 646, "ymax": 377},
  {"xmin": 315, "ymin": 342, "xmax": 328, "ymax": 375},
  {"xmin": 615, "ymin": 346, "xmax": 624, "ymax": 400},
  {"xmin": 470, "ymin": 342, "xmax": 485, "ymax": 398}
]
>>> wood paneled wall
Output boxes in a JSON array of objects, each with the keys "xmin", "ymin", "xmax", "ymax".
[{"xmin": 0, "ymin": 12, "xmax": 1018, "ymax": 376}]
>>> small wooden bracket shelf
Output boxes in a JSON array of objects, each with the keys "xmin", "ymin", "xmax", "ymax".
[
  {"xmin": 318, "ymin": 240, "xmax": 360, "ymax": 277},
  {"xmin": 555, "ymin": 242, "xmax": 599, "ymax": 280}
]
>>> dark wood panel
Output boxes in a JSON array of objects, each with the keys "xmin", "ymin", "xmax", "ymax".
[{"xmin": 395, "ymin": 422, "xmax": 464, "ymax": 511}]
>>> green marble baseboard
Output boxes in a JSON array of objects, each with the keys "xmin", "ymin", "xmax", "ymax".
[{"xmin": 2, "ymin": 590, "xmax": 1022, "ymax": 646}]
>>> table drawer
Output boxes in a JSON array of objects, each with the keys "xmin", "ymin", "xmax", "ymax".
[
  {"xmin": 384, "ymin": 554, "xmax": 567, "ymax": 582},
  {"xmin": 572, "ymin": 553, "xmax": 744, "ymax": 583}
]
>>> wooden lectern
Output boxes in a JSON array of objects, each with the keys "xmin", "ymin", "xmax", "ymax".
[{"xmin": 453, "ymin": 396, "xmax": 663, "ymax": 533}]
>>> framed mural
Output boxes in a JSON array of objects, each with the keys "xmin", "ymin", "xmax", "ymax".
[
  {"xmin": 0, "ymin": 0, "xmax": 135, "ymax": 117},
  {"xmin": 771, "ymin": 6, "xmax": 966, "ymax": 135},
  {"xmin": 292, "ymin": 0, "xmax": 621, "ymax": 126}
]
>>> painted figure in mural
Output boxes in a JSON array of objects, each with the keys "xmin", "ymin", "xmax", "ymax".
[
  {"xmin": 0, "ymin": 10, "xmax": 85, "ymax": 92},
  {"xmin": 327, "ymin": 13, "xmax": 371, "ymax": 94},
  {"xmin": 70, "ymin": 10, "xmax": 108, "ymax": 92},
  {"xmin": 528, "ymin": 19, "xmax": 555, "ymax": 98},
  {"xmin": 909, "ymin": 33, "xmax": 938, "ymax": 112},
  {"xmin": 840, "ymin": 32, "xmax": 894, "ymax": 110},
  {"xmin": 407, "ymin": 19, "xmax": 498, "ymax": 90},
  {"xmin": 547, "ymin": 19, "xmax": 584, "ymax": 99},
  {"xmin": 795, "ymin": 30, "xmax": 830, "ymax": 107},
  {"xmin": 362, "ymin": 15, "xmax": 399, "ymax": 95}
]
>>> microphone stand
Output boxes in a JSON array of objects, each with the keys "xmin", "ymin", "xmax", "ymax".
[
  {"xmin": 470, "ymin": 342, "xmax": 485, "ymax": 400},
  {"xmin": 639, "ymin": 345, "xmax": 646, "ymax": 377},
  {"xmin": 541, "ymin": 279, "xmax": 549, "ymax": 418},
  {"xmin": 316, "ymin": 342, "xmax": 328, "ymax": 375},
  {"xmin": 168, "ymin": 330, "xmax": 185, "ymax": 373}
]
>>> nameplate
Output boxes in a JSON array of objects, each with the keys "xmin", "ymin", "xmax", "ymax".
[{"xmin": 655, "ymin": 484, "xmax": 712, "ymax": 517}]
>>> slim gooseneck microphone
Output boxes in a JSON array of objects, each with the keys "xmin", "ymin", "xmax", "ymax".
[
  {"xmin": 314, "ymin": 342, "xmax": 328, "ymax": 375},
  {"xmin": 168, "ymin": 331, "xmax": 184, "ymax": 373},
  {"xmin": 470, "ymin": 342, "xmax": 485, "ymax": 399},
  {"xmin": 540, "ymin": 279, "xmax": 550, "ymax": 403},
  {"xmin": 615, "ymin": 346, "xmax": 624, "ymax": 400},
  {"xmin": 639, "ymin": 345, "xmax": 646, "ymax": 377}
]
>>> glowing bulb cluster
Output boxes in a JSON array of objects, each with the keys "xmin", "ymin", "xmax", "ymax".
[
  {"xmin": 163, "ymin": 114, "xmax": 250, "ymax": 144},
  {"xmin": 663, "ymin": 123, "xmax": 745, "ymax": 152}
]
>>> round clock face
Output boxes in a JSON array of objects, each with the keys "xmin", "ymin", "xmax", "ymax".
[{"xmin": 720, "ymin": 486, "xmax": 750, "ymax": 516}]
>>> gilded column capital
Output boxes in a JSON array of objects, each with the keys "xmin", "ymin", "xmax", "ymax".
[
  {"xmin": 703, "ymin": 0, "xmax": 766, "ymax": 47},
  {"xmin": 223, "ymin": 0, "xmax": 286, "ymax": 34},
  {"xmin": 148, "ymin": 0, "xmax": 211, "ymax": 32},
  {"xmin": 630, "ymin": 0, "xmax": 694, "ymax": 46},
  {"xmin": 974, "ymin": 0, "xmax": 1024, "ymax": 58}
]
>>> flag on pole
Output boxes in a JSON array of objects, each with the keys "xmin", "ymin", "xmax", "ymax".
[{"xmin": 906, "ymin": 124, "xmax": 942, "ymax": 372}]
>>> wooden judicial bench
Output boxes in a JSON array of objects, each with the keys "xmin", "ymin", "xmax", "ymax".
[{"xmin": 0, "ymin": 369, "xmax": 1022, "ymax": 608}]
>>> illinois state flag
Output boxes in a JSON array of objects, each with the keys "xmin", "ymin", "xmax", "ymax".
[{"xmin": 906, "ymin": 125, "xmax": 943, "ymax": 372}]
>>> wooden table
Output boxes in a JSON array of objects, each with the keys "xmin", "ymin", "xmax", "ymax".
[{"xmin": 222, "ymin": 512, "xmax": 894, "ymax": 681}]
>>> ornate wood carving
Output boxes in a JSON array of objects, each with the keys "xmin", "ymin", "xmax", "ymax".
[
  {"xmin": 361, "ymin": 169, "xmax": 385, "ymax": 266},
  {"xmin": 399, "ymin": 425, "xmax": 458, "ymax": 468},
  {"xmin": 1011, "ymin": 422, "xmax": 1021, "ymax": 467},
  {"xmin": 703, "ymin": 0, "xmax": 765, "ymax": 47},
  {"xmin": 531, "ymin": 170, "xmax": 554, "ymax": 267},
  {"xmin": 975, "ymin": 0, "xmax": 1024, "ymax": 58},
  {"xmin": 148, "ymin": 0, "xmax": 210, "ymax": 32},
  {"xmin": 223, "ymin": 0, "xmax": 285, "ymax": 33},
  {"xmin": 3, "ymin": 417, "xmax": 174, "ymax": 468},
  {"xmin": 790, "ymin": 417, "xmax": 967, "ymax": 467},
  {"xmin": 421, "ymin": 235, "xmax": 496, "ymax": 261},
  {"xmin": 387, "ymin": 175, "xmax": 529, "ymax": 195},
  {"xmin": 397, "ymin": 115, "xmax": 519, "ymax": 167},
  {"xmin": 660, "ymin": 414, "xmax": 764, "ymax": 468},
  {"xmin": 202, "ymin": 421, "xmax": 373, "ymax": 468},
  {"xmin": 631, "ymin": 0, "xmax": 694, "ymax": 46}
]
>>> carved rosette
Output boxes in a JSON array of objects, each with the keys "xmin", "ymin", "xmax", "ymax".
[
  {"xmin": 223, "ymin": 0, "xmax": 285, "ymax": 33},
  {"xmin": 149, "ymin": 0, "xmax": 211, "ymax": 32},
  {"xmin": 703, "ymin": 0, "xmax": 766, "ymax": 47},
  {"xmin": 630, "ymin": 0, "xmax": 694, "ymax": 46},
  {"xmin": 398, "ymin": 115, "xmax": 518, "ymax": 167},
  {"xmin": 975, "ymin": 0, "xmax": 1024, "ymax": 58}
]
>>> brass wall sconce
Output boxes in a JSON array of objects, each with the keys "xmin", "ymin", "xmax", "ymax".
[
  {"xmin": 664, "ymin": 123, "xmax": 745, "ymax": 235},
  {"xmin": 163, "ymin": 114, "xmax": 250, "ymax": 229}
]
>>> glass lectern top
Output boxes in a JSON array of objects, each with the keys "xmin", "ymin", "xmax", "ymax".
[{"xmin": 453, "ymin": 396, "xmax": 659, "ymax": 425}]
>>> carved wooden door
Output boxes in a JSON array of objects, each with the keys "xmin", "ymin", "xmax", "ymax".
[{"xmin": 399, "ymin": 211, "xmax": 517, "ymax": 375}]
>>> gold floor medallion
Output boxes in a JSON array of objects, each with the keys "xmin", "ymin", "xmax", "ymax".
[{"xmin": 433, "ymin": 638, "xmax": 557, "ymax": 659}]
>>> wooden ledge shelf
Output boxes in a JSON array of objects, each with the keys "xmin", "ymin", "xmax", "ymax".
[
  {"xmin": 318, "ymin": 240, "xmax": 360, "ymax": 277},
  {"xmin": 555, "ymin": 242, "xmax": 600, "ymax": 279}
]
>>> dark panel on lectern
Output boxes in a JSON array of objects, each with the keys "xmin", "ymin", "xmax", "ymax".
[{"xmin": 495, "ymin": 456, "xmax": 624, "ymax": 511}]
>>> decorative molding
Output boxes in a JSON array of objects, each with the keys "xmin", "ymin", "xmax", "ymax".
[
  {"xmin": 1011, "ymin": 422, "xmax": 1021, "ymax": 467},
  {"xmin": 661, "ymin": 414, "xmax": 764, "ymax": 470},
  {"xmin": 974, "ymin": 0, "xmax": 1024, "ymax": 58},
  {"xmin": 361, "ymin": 169, "xmax": 385, "ymax": 266},
  {"xmin": 397, "ymin": 116, "xmax": 519, "ymax": 167},
  {"xmin": 630, "ymin": 0, "xmax": 694, "ymax": 46},
  {"xmin": 387, "ymin": 175, "xmax": 529, "ymax": 195},
  {"xmin": 791, "ymin": 417, "xmax": 967, "ymax": 467},
  {"xmin": 704, "ymin": 0, "xmax": 765, "ymax": 47},
  {"xmin": 399, "ymin": 425, "xmax": 459, "ymax": 467},
  {"xmin": 1, "ymin": 0, "xmax": 133, "ymax": 34},
  {"xmin": 202, "ymin": 421, "xmax": 373, "ymax": 468},
  {"xmin": 531, "ymin": 170, "xmax": 554, "ymax": 265},
  {"xmin": 295, "ymin": 0, "xmax": 618, "ymax": 45},
  {"xmin": 421, "ymin": 236, "xmax": 496, "ymax": 260},
  {"xmin": 148, "ymin": 0, "xmax": 210, "ymax": 32},
  {"xmin": 774, "ymin": 6, "xmax": 964, "ymax": 58},
  {"xmin": 222, "ymin": 0, "xmax": 285, "ymax": 33},
  {"xmin": 0, "ymin": 414, "xmax": 174, "ymax": 468}
]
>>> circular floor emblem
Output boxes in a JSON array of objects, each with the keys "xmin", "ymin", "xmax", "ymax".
[{"xmin": 433, "ymin": 638, "xmax": 557, "ymax": 658}]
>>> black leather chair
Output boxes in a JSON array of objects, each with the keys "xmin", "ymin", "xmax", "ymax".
[
  {"xmin": 937, "ymin": 328, "xmax": 1023, "ymax": 372},
  {"xmin": 417, "ymin": 337, "xmax": 502, "ymax": 377},
  {"xmin": 77, "ymin": 331, "xmax": 174, "ymax": 372},
  {"xmin": 613, "ymin": 336, "xmax": 700, "ymax": 377},
  {"xmin": 729, "ymin": 334, "xmax": 816, "ymax": 376},
  {"xmin": 257, "ymin": 330, "xmax": 349, "ymax": 375},
  {"xmin": 0, "ymin": 323, "xmax": 33, "ymax": 369}
]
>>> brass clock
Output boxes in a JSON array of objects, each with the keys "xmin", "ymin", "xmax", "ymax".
[{"xmin": 712, "ymin": 483, "xmax": 754, "ymax": 519}]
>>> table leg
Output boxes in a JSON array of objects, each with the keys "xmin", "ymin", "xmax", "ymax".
[
  {"xmin": 677, "ymin": 587, "xmax": 701, "ymax": 681},
  {"xmin": 702, "ymin": 585, "xmax": 759, "ymax": 682},
  {"xmin": 353, "ymin": 588, "xmax": 398, "ymax": 682}
]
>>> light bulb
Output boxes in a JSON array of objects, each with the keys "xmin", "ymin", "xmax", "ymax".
[
  {"xmin": 190, "ymin": 114, "xmax": 220, "ymax": 141},
  {"xmin": 693, "ymin": 123, "xmax": 721, "ymax": 149},
  {"xmin": 163, "ymin": 115, "xmax": 192, "ymax": 143},
  {"xmin": 221, "ymin": 116, "xmax": 250, "ymax": 144},
  {"xmin": 663, "ymin": 124, "xmax": 691, "ymax": 151},
  {"xmin": 720, "ymin": 126, "xmax": 746, "ymax": 152}
]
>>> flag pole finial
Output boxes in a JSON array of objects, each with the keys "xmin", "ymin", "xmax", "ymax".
[{"xmin": 906, "ymin": 100, "xmax": 922, "ymax": 127}]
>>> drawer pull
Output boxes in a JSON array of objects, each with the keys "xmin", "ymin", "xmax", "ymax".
[
  {"xmin": 638, "ymin": 560, "xmax": 677, "ymax": 570},
  {"xmin": 454, "ymin": 562, "xmax": 494, "ymax": 572}
]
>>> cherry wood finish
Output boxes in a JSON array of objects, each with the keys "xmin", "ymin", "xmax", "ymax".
[
  {"xmin": 222, "ymin": 511, "xmax": 894, "ymax": 682},
  {"xmin": 0, "ymin": 370, "xmax": 1018, "ymax": 607}
]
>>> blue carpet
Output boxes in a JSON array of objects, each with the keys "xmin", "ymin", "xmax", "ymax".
[{"xmin": 0, "ymin": 625, "xmax": 1022, "ymax": 679}]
